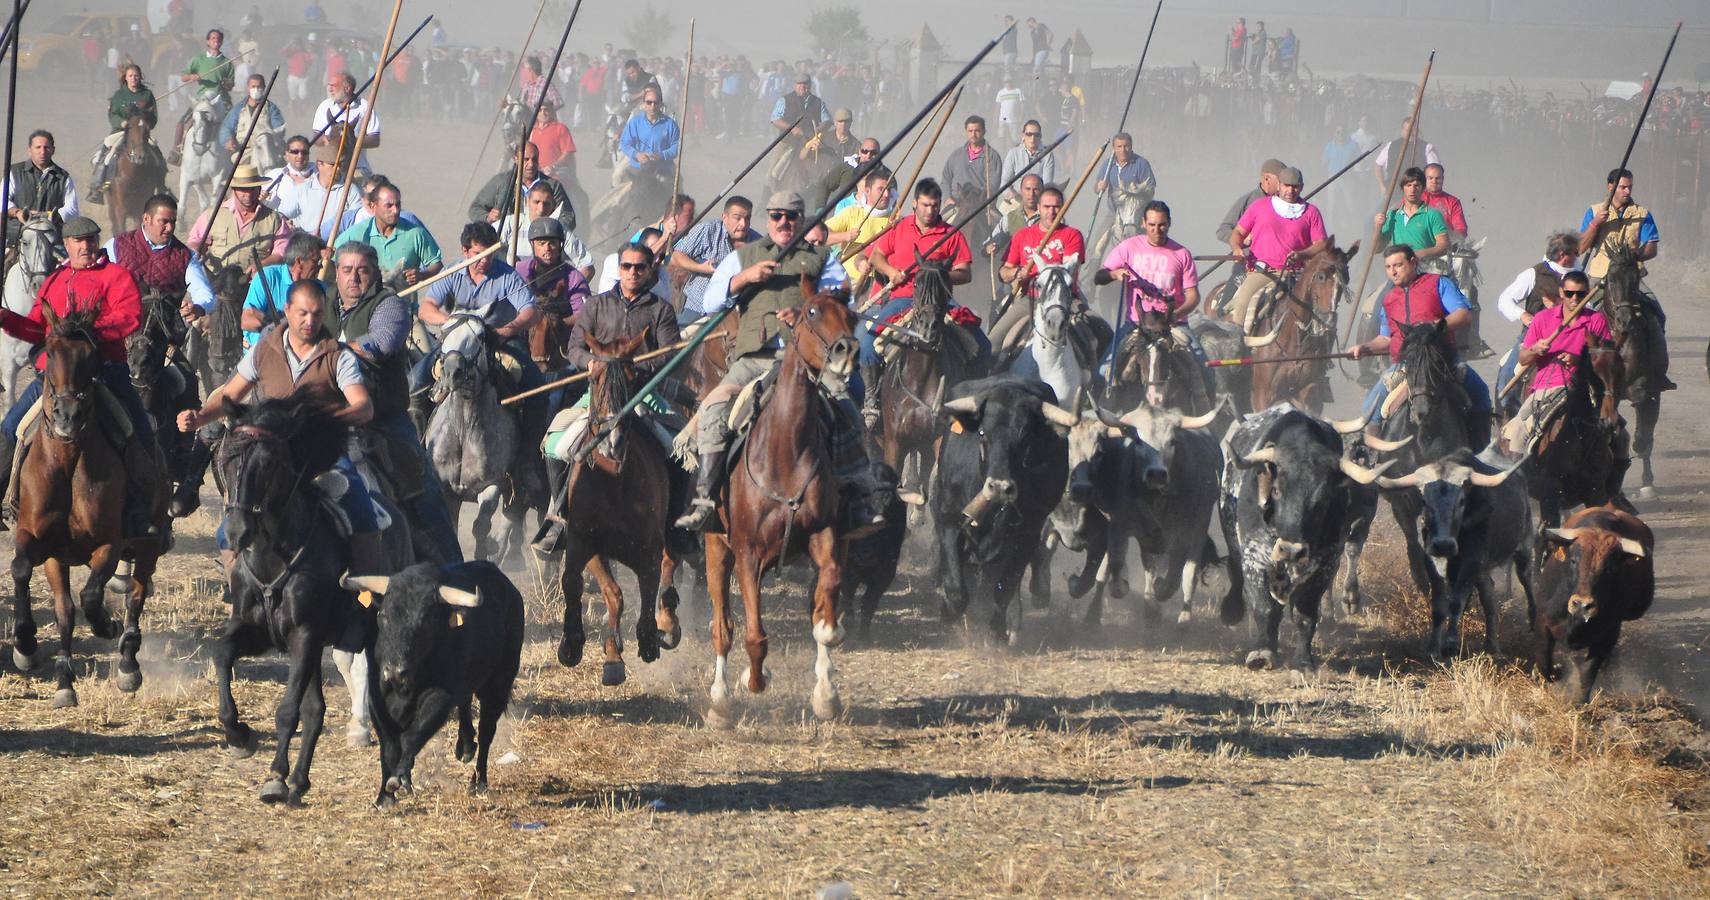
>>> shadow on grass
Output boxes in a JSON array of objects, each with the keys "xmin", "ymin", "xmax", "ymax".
[{"xmin": 0, "ymin": 725, "xmax": 217, "ymax": 757}]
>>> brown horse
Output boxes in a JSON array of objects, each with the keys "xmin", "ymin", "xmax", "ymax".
[
  {"xmin": 703, "ymin": 280, "xmax": 857, "ymax": 727},
  {"xmin": 554, "ymin": 329, "xmax": 681, "ymax": 686},
  {"xmin": 10, "ymin": 305, "xmax": 166, "ymax": 707},
  {"xmin": 1106, "ymin": 307, "xmax": 1216, "ymax": 415},
  {"xmin": 875, "ymin": 259, "xmax": 966, "ymax": 508},
  {"xmin": 108, "ymin": 115, "xmax": 167, "ymax": 234},
  {"xmin": 1599, "ymin": 245, "xmax": 1666, "ymax": 496},
  {"xmin": 1243, "ymin": 242, "xmax": 1359, "ymax": 413},
  {"xmin": 527, "ymin": 295, "xmax": 576, "ymax": 379},
  {"xmin": 1527, "ymin": 332, "xmax": 1627, "ymax": 531}
]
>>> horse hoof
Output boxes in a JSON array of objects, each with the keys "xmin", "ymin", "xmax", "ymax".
[
  {"xmin": 1177, "ymin": 609, "xmax": 1192, "ymax": 625},
  {"xmin": 86, "ymin": 613, "xmax": 120, "ymax": 641},
  {"xmin": 12, "ymin": 646, "xmax": 35, "ymax": 671},
  {"xmin": 105, "ymin": 575, "xmax": 132, "ymax": 595},
  {"xmin": 1636, "ymin": 484, "xmax": 1657, "ymax": 500},
  {"xmin": 704, "ymin": 703, "xmax": 737, "ymax": 730},
  {"xmin": 346, "ymin": 724, "xmax": 374, "ymax": 748},
  {"xmin": 259, "ymin": 778, "xmax": 289, "ymax": 804},
  {"xmin": 1066, "ymin": 575, "xmax": 1093, "ymax": 599},
  {"xmin": 741, "ymin": 665, "xmax": 770, "ymax": 694},
  {"xmin": 811, "ymin": 688, "xmax": 844, "ymax": 722},
  {"xmin": 1244, "ymin": 650, "xmax": 1277, "ymax": 671},
  {"xmin": 656, "ymin": 622, "xmax": 682, "ymax": 651},
  {"xmin": 50, "ymin": 688, "xmax": 78, "ymax": 708},
  {"xmin": 557, "ymin": 634, "xmax": 584, "ymax": 668},
  {"xmin": 116, "ymin": 668, "xmax": 142, "ymax": 693},
  {"xmin": 600, "ymin": 661, "xmax": 626, "ymax": 687}
]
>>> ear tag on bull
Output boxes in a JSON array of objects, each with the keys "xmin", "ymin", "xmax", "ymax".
[
  {"xmin": 449, "ymin": 610, "xmax": 466, "ymax": 628},
  {"xmin": 357, "ymin": 590, "xmax": 375, "ymax": 609},
  {"xmin": 1553, "ymin": 547, "xmax": 1567, "ymax": 561},
  {"xmin": 949, "ymin": 419, "xmax": 964, "ymax": 434}
]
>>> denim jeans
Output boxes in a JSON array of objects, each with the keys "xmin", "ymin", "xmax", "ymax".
[
  {"xmin": 858, "ymin": 295, "xmax": 914, "ymax": 368},
  {"xmin": 4, "ymin": 361, "xmax": 154, "ymax": 442}
]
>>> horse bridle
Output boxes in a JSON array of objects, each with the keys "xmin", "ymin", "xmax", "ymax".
[{"xmin": 225, "ymin": 423, "xmax": 314, "ymax": 606}]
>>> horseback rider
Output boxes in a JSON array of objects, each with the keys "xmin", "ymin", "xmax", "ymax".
[
  {"xmin": 1354, "ymin": 166, "xmax": 1451, "ymax": 385},
  {"xmin": 516, "ymin": 217, "xmax": 594, "ymax": 333},
  {"xmin": 771, "ymin": 73, "xmax": 830, "ymax": 185},
  {"xmin": 806, "ymin": 136, "xmax": 880, "ymax": 216},
  {"xmin": 0, "ymin": 216, "xmax": 157, "ymax": 538},
  {"xmin": 104, "ymin": 194, "xmax": 215, "ymax": 320},
  {"xmin": 469, "ymin": 142, "xmax": 577, "ymax": 234},
  {"xmin": 1096, "ymin": 199, "xmax": 1212, "ymax": 388},
  {"xmin": 675, "ymin": 190, "xmax": 884, "ymax": 535},
  {"xmin": 1499, "ymin": 269, "xmax": 1615, "ymax": 456},
  {"xmin": 89, "ymin": 64, "xmax": 159, "ymax": 206},
  {"xmin": 1001, "ymin": 120, "xmax": 1060, "ymax": 208},
  {"xmin": 862, "ymin": 179, "xmax": 990, "ymax": 422},
  {"xmin": 985, "ymin": 173, "xmax": 1042, "ymax": 266},
  {"xmin": 186, "ymin": 165, "xmax": 289, "ymax": 276},
  {"xmin": 1421, "ymin": 163, "xmax": 1468, "ymax": 246},
  {"xmin": 220, "ymin": 73, "xmax": 286, "ymax": 170},
  {"xmin": 503, "ymin": 182, "xmax": 595, "ymax": 270},
  {"xmin": 242, "ymin": 231, "xmax": 326, "ymax": 347},
  {"xmin": 1211, "ymin": 157, "xmax": 1284, "ymax": 317},
  {"xmin": 5, "ymin": 130, "xmax": 78, "ymax": 246},
  {"xmin": 1494, "ymin": 232, "xmax": 1579, "ymax": 419},
  {"xmin": 823, "ymin": 168, "xmax": 893, "ymax": 284},
  {"xmin": 800, "ymin": 108, "xmax": 860, "ymax": 188},
  {"xmin": 169, "ymin": 29, "xmax": 235, "ymax": 167},
  {"xmin": 324, "ymin": 241, "xmax": 463, "ymax": 563},
  {"xmin": 311, "ymin": 73, "xmax": 382, "ymax": 175},
  {"xmin": 618, "ymin": 86, "xmax": 681, "ymax": 218},
  {"xmin": 176, "ymin": 279, "xmax": 390, "ymax": 577},
  {"xmin": 991, "ymin": 185, "xmax": 1087, "ymax": 350},
  {"xmin": 1347, "ymin": 244, "xmax": 1492, "ymax": 449},
  {"xmin": 1223, "ymin": 166, "xmax": 1328, "ymax": 330},
  {"xmin": 1372, "ymin": 116, "xmax": 1437, "ymax": 194},
  {"xmin": 672, "ymin": 195, "xmax": 759, "ymax": 325},
  {"xmin": 331, "ymin": 181, "xmax": 442, "ymax": 287},
  {"xmin": 939, "ymin": 116, "xmax": 1003, "ymax": 248},
  {"xmin": 1577, "ymin": 166, "xmax": 1670, "ymax": 388},
  {"xmin": 532, "ymin": 239, "xmax": 681, "ymax": 557},
  {"xmin": 1095, "ymin": 132, "xmax": 1157, "ymax": 221},
  {"xmin": 263, "ymin": 134, "xmax": 360, "ymax": 237}
]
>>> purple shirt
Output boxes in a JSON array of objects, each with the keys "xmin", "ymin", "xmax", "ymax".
[
  {"xmin": 516, "ymin": 255, "xmax": 592, "ymax": 316},
  {"xmin": 1236, "ymin": 196, "xmax": 1327, "ymax": 270}
]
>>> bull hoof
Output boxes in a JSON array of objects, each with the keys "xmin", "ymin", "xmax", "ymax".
[
  {"xmin": 1108, "ymin": 577, "xmax": 1129, "ymax": 600},
  {"xmin": 116, "ymin": 668, "xmax": 142, "ymax": 693},
  {"xmin": 811, "ymin": 685, "xmax": 844, "ymax": 721},
  {"xmin": 601, "ymin": 661, "xmax": 626, "ymax": 687},
  {"xmin": 51, "ymin": 687, "xmax": 78, "ymax": 708},
  {"xmin": 1066, "ymin": 574, "xmax": 1093, "ymax": 599},
  {"xmin": 259, "ymin": 778, "xmax": 289, "ymax": 805},
  {"xmin": 1244, "ymin": 650, "xmax": 1278, "ymax": 671},
  {"xmin": 1483, "ymin": 638, "xmax": 1502, "ymax": 656},
  {"xmin": 557, "ymin": 632, "xmax": 584, "ymax": 668},
  {"xmin": 374, "ymin": 791, "xmax": 398, "ymax": 810},
  {"xmin": 12, "ymin": 645, "xmax": 36, "ymax": 671}
]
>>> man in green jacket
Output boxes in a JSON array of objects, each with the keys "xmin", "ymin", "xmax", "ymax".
[
  {"xmin": 89, "ymin": 63, "xmax": 160, "ymax": 204},
  {"xmin": 169, "ymin": 29, "xmax": 236, "ymax": 166}
]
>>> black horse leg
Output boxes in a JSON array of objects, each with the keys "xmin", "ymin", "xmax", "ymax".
[
  {"xmin": 286, "ymin": 657, "xmax": 328, "ymax": 805},
  {"xmin": 44, "ymin": 559, "xmax": 78, "ymax": 708},
  {"xmin": 262, "ymin": 632, "xmax": 319, "ymax": 804},
  {"xmin": 11, "ymin": 550, "xmax": 37, "ymax": 666},
  {"xmin": 558, "ymin": 542, "xmax": 592, "ymax": 668}
]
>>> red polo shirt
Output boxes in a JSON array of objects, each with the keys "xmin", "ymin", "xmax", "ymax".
[
  {"xmin": 867, "ymin": 214, "xmax": 971, "ymax": 299},
  {"xmin": 1423, "ymin": 190, "xmax": 1468, "ymax": 235},
  {"xmin": 1003, "ymin": 222, "xmax": 1086, "ymax": 285}
]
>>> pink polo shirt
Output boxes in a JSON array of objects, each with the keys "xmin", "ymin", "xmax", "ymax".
[
  {"xmin": 1236, "ymin": 196, "xmax": 1326, "ymax": 270},
  {"xmin": 1522, "ymin": 303, "xmax": 1612, "ymax": 393}
]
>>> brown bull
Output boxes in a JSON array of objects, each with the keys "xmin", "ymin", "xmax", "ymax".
[{"xmin": 1533, "ymin": 505, "xmax": 1654, "ymax": 703}]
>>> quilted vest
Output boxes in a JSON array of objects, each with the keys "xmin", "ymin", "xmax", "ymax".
[
  {"xmin": 1381, "ymin": 273, "xmax": 1449, "ymax": 362},
  {"xmin": 731, "ymin": 238, "xmax": 832, "ymax": 359},
  {"xmin": 111, "ymin": 229, "xmax": 192, "ymax": 297}
]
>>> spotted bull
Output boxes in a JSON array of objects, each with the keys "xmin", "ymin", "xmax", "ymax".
[
  {"xmin": 1533, "ymin": 505, "xmax": 1655, "ymax": 703},
  {"xmin": 933, "ymin": 376, "xmax": 1073, "ymax": 645},
  {"xmin": 1220, "ymin": 404, "xmax": 1393, "ymax": 670},
  {"xmin": 1375, "ymin": 448, "xmax": 1533, "ymax": 659}
]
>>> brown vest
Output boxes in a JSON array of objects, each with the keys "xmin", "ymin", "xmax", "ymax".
[
  {"xmin": 250, "ymin": 326, "xmax": 347, "ymax": 416},
  {"xmin": 1523, "ymin": 262, "xmax": 1560, "ymax": 316}
]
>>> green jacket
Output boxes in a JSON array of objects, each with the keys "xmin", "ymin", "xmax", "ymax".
[
  {"xmin": 107, "ymin": 86, "xmax": 159, "ymax": 132},
  {"xmin": 731, "ymin": 238, "xmax": 834, "ymax": 359}
]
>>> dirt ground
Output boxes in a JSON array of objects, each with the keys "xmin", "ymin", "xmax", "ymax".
[{"xmin": 0, "ymin": 80, "xmax": 1708, "ymax": 897}]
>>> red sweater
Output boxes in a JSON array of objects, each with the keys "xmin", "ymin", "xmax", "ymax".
[{"xmin": 0, "ymin": 254, "xmax": 142, "ymax": 366}]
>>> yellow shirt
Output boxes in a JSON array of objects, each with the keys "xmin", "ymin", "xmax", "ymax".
[{"xmin": 824, "ymin": 203, "xmax": 893, "ymax": 262}]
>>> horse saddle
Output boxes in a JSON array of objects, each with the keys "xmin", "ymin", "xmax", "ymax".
[
  {"xmin": 876, "ymin": 310, "xmax": 980, "ymax": 366},
  {"xmin": 6, "ymin": 385, "xmax": 136, "ymax": 515},
  {"xmin": 542, "ymin": 405, "xmax": 676, "ymax": 464},
  {"xmin": 308, "ymin": 469, "xmax": 395, "ymax": 540}
]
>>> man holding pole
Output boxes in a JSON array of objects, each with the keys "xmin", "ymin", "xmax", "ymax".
[
  {"xmin": 187, "ymin": 164, "xmax": 289, "ymax": 275},
  {"xmin": 989, "ymin": 185, "xmax": 1085, "ymax": 349},
  {"xmin": 312, "ymin": 73, "xmax": 382, "ymax": 175},
  {"xmin": 1493, "ymin": 232, "xmax": 1579, "ymax": 419},
  {"xmin": 170, "ymin": 29, "xmax": 235, "ymax": 166},
  {"xmin": 864, "ymin": 178, "xmax": 987, "ymax": 380},
  {"xmin": 1222, "ymin": 166, "xmax": 1327, "ymax": 331},
  {"xmin": 1498, "ymin": 268, "xmax": 1616, "ymax": 457},
  {"xmin": 940, "ymin": 116, "xmax": 1002, "ymax": 250},
  {"xmin": 1577, "ymin": 166, "xmax": 1669, "ymax": 386},
  {"xmin": 1095, "ymin": 199, "xmax": 1211, "ymax": 394}
]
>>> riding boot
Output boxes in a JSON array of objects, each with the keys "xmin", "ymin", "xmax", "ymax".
[
  {"xmin": 860, "ymin": 363, "xmax": 882, "ymax": 429},
  {"xmin": 346, "ymin": 531, "xmax": 388, "ymax": 577},
  {"xmin": 87, "ymin": 153, "xmax": 108, "ymax": 205},
  {"xmin": 0, "ymin": 432, "xmax": 13, "ymax": 533},
  {"xmin": 530, "ymin": 458, "xmax": 570, "ymax": 559},
  {"xmin": 674, "ymin": 450, "xmax": 725, "ymax": 531},
  {"xmin": 168, "ymin": 117, "xmax": 187, "ymax": 167}
]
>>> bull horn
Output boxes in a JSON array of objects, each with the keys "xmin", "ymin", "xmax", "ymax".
[
  {"xmin": 1338, "ymin": 457, "xmax": 1396, "ymax": 485},
  {"xmin": 1545, "ymin": 528, "xmax": 1582, "ymax": 545},
  {"xmin": 1232, "ymin": 446, "xmax": 1277, "ymax": 468},
  {"xmin": 1468, "ymin": 460, "xmax": 1525, "ymax": 488},
  {"xmin": 941, "ymin": 396, "xmax": 978, "ymax": 415},
  {"xmin": 1374, "ymin": 464, "xmax": 1434, "ymax": 490},
  {"xmin": 341, "ymin": 574, "xmax": 391, "ymax": 595},
  {"xmin": 1330, "ymin": 409, "xmax": 1373, "ymax": 434},
  {"xmin": 438, "ymin": 586, "xmax": 482, "ymax": 608},
  {"xmin": 1040, "ymin": 402, "xmax": 1080, "ymax": 428},
  {"xmin": 1362, "ymin": 432, "xmax": 1412, "ymax": 452},
  {"xmin": 1617, "ymin": 538, "xmax": 1648, "ymax": 559},
  {"xmin": 1179, "ymin": 406, "xmax": 1222, "ymax": 430},
  {"xmin": 1242, "ymin": 318, "xmax": 1284, "ymax": 348}
]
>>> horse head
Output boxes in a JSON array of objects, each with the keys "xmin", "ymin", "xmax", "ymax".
[
  {"xmin": 790, "ymin": 274, "xmax": 857, "ymax": 384},
  {"xmin": 584, "ymin": 329, "xmax": 649, "ymax": 465},
  {"xmin": 16, "ymin": 216, "xmax": 62, "ymax": 286},
  {"xmin": 436, "ymin": 313, "xmax": 496, "ymax": 398},
  {"xmin": 1396, "ymin": 317, "xmax": 1467, "ymax": 449},
  {"xmin": 123, "ymin": 114, "xmax": 153, "ymax": 149},
  {"xmin": 1032, "ymin": 263, "xmax": 1075, "ymax": 345},
  {"xmin": 40, "ymin": 304, "xmax": 104, "ymax": 442},
  {"xmin": 188, "ymin": 99, "xmax": 221, "ymax": 150},
  {"xmin": 1600, "ymin": 243, "xmax": 1646, "ymax": 341},
  {"xmin": 219, "ymin": 398, "xmax": 345, "ymax": 552},
  {"xmin": 909, "ymin": 251, "xmax": 949, "ymax": 347}
]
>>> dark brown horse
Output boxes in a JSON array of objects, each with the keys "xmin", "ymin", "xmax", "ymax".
[
  {"xmin": 107, "ymin": 115, "xmax": 167, "ymax": 234},
  {"xmin": 527, "ymin": 295, "xmax": 576, "ymax": 379},
  {"xmin": 1527, "ymin": 333, "xmax": 1626, "ymax": 531},
  {"xmin": 1599, "ymin": 245, "xmax": 1665, "ymax": 496},
  {"xmin": 554, "ymin": 329, "xmax": 681, "ymax": 687},
  {"xmin": 1106, "ymin": 307, "xmax": 1215, "ymax": 415},
  {"xmin": 875, "ymin": 259, "xmax": 966, "ymax": 508},
  {"xmin": 703, "ymin": 280, "xmax": 857, "ymax": 727},
  {"xmin": 10, "ymin": 305, "xmax": 166, "ymax": 707},
  {"xmin": 1242, "ymin": 242, "xmax": 1358, "ymax": 413}
]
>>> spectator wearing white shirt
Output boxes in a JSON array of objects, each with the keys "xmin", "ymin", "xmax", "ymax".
[{"xmin": 312, "ymin": 73, "xmax": 381, "ymax": 173}]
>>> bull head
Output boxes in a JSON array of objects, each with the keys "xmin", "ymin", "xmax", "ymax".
[{"xmin": 340, "ymin": 575, "xmax": 483, "ymax": 608}]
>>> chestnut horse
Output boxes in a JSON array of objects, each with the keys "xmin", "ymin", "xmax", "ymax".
[
  {"xmin": 108, "ymin": 114, "xmax": 167, "ymax": 234},
  {"xmin": 10, "ymin": 305, "xmax": 166, "ymax": 707},
  {"xmin": 1242, "ymin": 241, "xmax": 1359, "ymax": 413},
  {"xmin": 554, "ymin": 330, "xmax": 681, "ymax": 687},
  {"xmin": 1106, "ymin": 307, "xmax": 1215, "ymax": 415},
  {"xmin": 703, "ymin": 280, "xmax": 858, "ymax": 727}
]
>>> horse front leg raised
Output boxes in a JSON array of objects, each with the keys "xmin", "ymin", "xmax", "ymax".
[
  {"xmin": 655, "ymin": 548, "xmax": 682, "ymax": 650},
  {"xmin": 807, "ymin": 527, "xmax": 845, "ymax": 720}
]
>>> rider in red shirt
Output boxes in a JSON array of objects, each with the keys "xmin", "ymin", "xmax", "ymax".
[{"xmin": 1422, "ymin": 162, "xmax": 1468, "ymax": 242}]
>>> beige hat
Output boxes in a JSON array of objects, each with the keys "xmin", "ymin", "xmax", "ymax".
[
  {"xmin": 229, "ymin": 164, "xmax": 267, "ymax": 189},
  {"xmin": 765, "ymin": 190, "xmax": 805, "ymax": 213},
  {"xmin": 1278, "ymin": 166, "xmax": 1304, "ymax": 187},
  {"xmin": 1260, "ymin": 158, "xmax": 1287, "ymax": 177},
  {"xmin": 832, "ymin": 107, "xmax": 852, "ymax": 122}
]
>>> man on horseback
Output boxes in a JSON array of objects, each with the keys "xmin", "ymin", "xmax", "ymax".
[
  {"xmin": 940, "ymin": 116, "xmax": 1002, "ymax": 249},
  {"xmin": 187, "ymin": 165, "xmax": 289, "ymax": 276},
  {"xmin": 1494, "ymin": 232, "xmax": 1579, "ymax": 419},
  {"xmin": 1422, "ymin": 163, "xmax": 1468, "ymax": 246},
  {"xmin": 169, "ymin": 30, "xmax": 235, "ymax": 167},
  {"xmin": 220, "ymin": 74, "xmax": 286, "ymax": 171},
  {"xmin": 5, "ymin": 131, "xmax": 78, "ymax": 245},
  {"xmin": 0, "ymin": 217, "xmax": 157, "ymax": 538},
  {"xmin": 469, "ymin": 142, "xmax": 577, "ymax": 234},
  {"xmin": 1001, "ymin": 121, "xmax": 1059, "ymax": 208},
  {"xmin": 991, "ymin": 185, "xmax": 1086, "ymax": 351},
  {"xmin": 615, "ymin": 86, "xmax": 681, "ymax": 224},
  {"xmin": 671, "ymin": 195, "xmax": 759, "ymax": 325},
  {"xmin": 984, "ymin": 173, "xmax": 1042, "ymax": 266},
  {"xmin": 89, "ymin": 64, "xmax": 159, "ymax": 206},
  {"xmin": 1348, "ymin": 245, "xmax": 1492, "ymax": 449},
  {"xmin": 1499, "ymin": 269, "xmax": 1615, "ymax": 456},
  {"xmin": 1096, "ymin": 199, "xmax": 1211, "ymax": 384},
  {"xmin": 1211, "ymin": 158, "xmax": 1284, "ymax": 319},
  {"xmin": 312, "ymin": 73, "xmax": 382, "ymax": 175},
  {"xmin": 104, "ymin": 195, "xmax": 214, "ymax": 319},
  {"xmin": 1353, "ymin": 166, "xmax": 1451, "ymax": 385},
  {"xmin": 676, "ymin": 190, "xmax": 883, "ymax": 536},
  {"xmin": 824, "ymin": 168, "xmax": 893, "ymax": 284},
  {"xmin": 1577, "ymin": 167, "xmax": 1670, "ymax": 389},
  {"xmin": 1223, "ymin": 166, "xmax": 1328, "ymax": 332},
  {"xmin": 176, "ymin": 279, "xmax": 390, "ymax": 577},
  {"xmin": 332, "ymin": 181, "xmax": 441, "ymax": 287},
  {"xmin": 242, "ymin": 232, "xmax": 326, "ymax": 346},
  {"xmin": 532, "ymin": 240, "xmax": 682, "ymax": 557},
  {"xmin": 770, "ymin": 74, "xmax": 830, "ymax": 190}
]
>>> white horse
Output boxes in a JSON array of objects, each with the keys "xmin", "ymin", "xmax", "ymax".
[
  {"xmin": 423, "ymin": 313, "xmax": 525, "ymax": 562},
  {"xmin": 177, "ymin": 97, "xmax": 226, "ymax": 216},
  {"xmin": 1008, "ymin": 263, "xmax": 1084, "ymax": 408},
  {"xmin": 0, "ymin": 216, "xmax": 60, "ymax": 406}
]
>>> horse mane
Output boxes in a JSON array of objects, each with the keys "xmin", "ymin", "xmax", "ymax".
[
  {"xmin": 50, "ymin": 306, "xmax": 102, "ymax": 343},
  {"xmin": 1398, "ymin": 319, "xmax": 1456, "ymax": 399},
  {"xmin": 219, "ymin": 397, "xmax": 346, "ymax": 481},
  {"xmin": 912, "ymin": 258, "xmax": 951, "ymax": 311},
  {"xmin": 211, "ymin": 265, "xmax": 248, "ymax": 301}
]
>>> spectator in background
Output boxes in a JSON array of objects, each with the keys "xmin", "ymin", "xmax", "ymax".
[
  {"xmin": 1000, "ymin": 16, "xmax": 1018, "ymax": 70},
  {"xmin": 1026, "ymin": 17, "xmax": 1053, "ymax": 77},
  {"xmin": 285, "ymin": 41, "xmax": 314, "ymax": 110},
  {"xmin": 995, "ymin": 77, "xmax": 1024, "ymax": 143},
  {"xmin": 1278, "ymin": 28, "xmax": 1299, "ymax": 76},
  {"xmin": 1247, "ymin": 21, "xmax": 1269, "ymax": 76},
  {"xmin": 530, "ymin": 104, "xmax": 576, "ymax": 179},
  {"xmin": 1227, "ymin": 18, "xmax": 1246, "ymax": 73}
]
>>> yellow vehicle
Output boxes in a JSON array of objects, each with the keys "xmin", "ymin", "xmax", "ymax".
[{"xmin": 17, "ymin": 12, "xmax": 172, "ymax": 75}]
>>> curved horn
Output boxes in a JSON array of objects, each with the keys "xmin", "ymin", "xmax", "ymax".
[
  {"xmin": 1232, "ymin": 446, "xmax": 1277, "ymax": 468},
  {"xmin": 941, "ymin": 396, "xmax": 978, "ymax": 415},
  {"xmin": 1545, "ymin": 528, "xmax": 1582, "ymax": 545},
  {"xmin": 1040, "ymin": 402, "xmax": 1079, "ymax": 429},
  {"xmin": 341, "ymin": 574, "xmax": 391, "ymax": 595},
  {"xmin": 438, "ymin": 586, "xmax": 481, "ymax": 608},
  {"xmin": 1374, "ymin": 464, "xmax": 1435, "ymax": 490},
  {"xmin": 1179, "ymin": 407, "xmax": 1220, "ymax": 430},
  {"xmin": 1362, "ymin": 432, "xmax": 1413, "ymax": 453},
  {"xmin": 1090, "ymin": 396, "xmax": 1127, "ymax": 430},
  {"xmin": 1242, "ymin": 318, "xmax": 1284, "ymax": 348},
  {"xmin": 1617, "ymin": 538, "xmax": 1648, "ymax": 559},
  {"xmin": 1338, "ymin": 456, "xmax": 1396, "ymax": 485},
  {"xmin": 1330, "ymin": 409, "xmax": 1373, "ymax": 434},
  {"xmin": 1468, "ymin": 460, "xmax": 1525, "ymax": 488}
]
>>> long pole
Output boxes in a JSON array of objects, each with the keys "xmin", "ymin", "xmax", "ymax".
[
  {"xmin": 193, "ymin": 68, "xmax": 280, "ymax": 256},
  {"xmin": 668, "ymin": 111, "xmax": 808, "ymax": 241},
  {"xmin": 577, "ymin": 24, "xmax": 1017, "ymax": 458},
  {"xmin": 1081, "ymin": 0, "xmax": 1163, "ymax": 260},
  {"xmin": 845, "ymin": 85, "xmax": 962, "ymax": 293},
  {"xmin": 1344, "ymin": 50, "xmax": 1434, "ymax": 345},
  {"xmin": 1206, "ymin": 351, "xmax": 1354, "ymax": 368},
  {"xmin": 0, "ymin": 0, "xmax": 19, "ymax": 263},
  {"xmin": 457, "ymin": 0, "xmax": 548, "ymax": 205},
  {"xmin": 328, "ymin": 0, "xmax": 405, "ymax": 251},
  {"xmin": 0, "ymin": 0, "xmax": 32, "ymax": 65},
  {"xmin": 508, "ymin": 0, "xmax": 584, "ymax": 263},
  {"xmin": 666, "ymin": 19, "xmax": 695, "ymax": 222}
]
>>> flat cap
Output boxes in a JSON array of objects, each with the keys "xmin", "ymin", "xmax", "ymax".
[
  {"xmin": 832, "ymin": 107, "xmax": 852, "ymax": 122},
  {"xmin": 1260, "ymin": 158, "xmax": 1287, "ymax": 176},
  {"xmin": 1278, "ymin": 166, "xmax": 1304, "ymax": 187},
  {"xmin": 62, "ymin": 215, "xmax": 100, "ymax": 239},
  {"xmin": 527, "ymin": 217, "xmax": 566, "ymax": 242},
  {"xmin": 765, "ymin": 190, "xmax": 805, "ymax": 212},
  {"xmin": 794, "ymin": 72, "xmax": 810, "ymax": 84}
]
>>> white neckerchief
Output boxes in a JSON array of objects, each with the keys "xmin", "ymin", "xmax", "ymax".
[{"xmin": 1271, "ymin": 195, "xmax": 1305, "ymax": 220}]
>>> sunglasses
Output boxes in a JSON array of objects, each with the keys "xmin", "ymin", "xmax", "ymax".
[
  {"xmin": 287, "ymin": 147, "xmax": 308, "ymax": 154},
  {"xmin": 768, "ymin": 210, "xmax": 802, "ymax": 222},
  {"xmin": 618, "ymin": 261, "xmax": 650, "ymax": 271},
  {"xmin": 1023, "ymin": 131, "xmax": 1041, "ymax": 138},
  {"xmin": 1562, "ymin": 289, "xmax": 1588, "ymax": 298},
  {"xmin": 858, "ymin": 148, "xmax": 878, "ymax": 155}
]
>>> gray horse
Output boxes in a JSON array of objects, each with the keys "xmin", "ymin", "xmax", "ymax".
[{"xmin": 423, "ymin": 313, "xmax": 525, "ymax": 561}]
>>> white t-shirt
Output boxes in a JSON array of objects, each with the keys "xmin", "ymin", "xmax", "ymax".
[
  {"xmin": 312, "ymin": 96, "xmax": 382, "ymax": 171},
  {"xmin": 996, "ymin": 87, "xmax": 1024, "ymax": 123}
]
